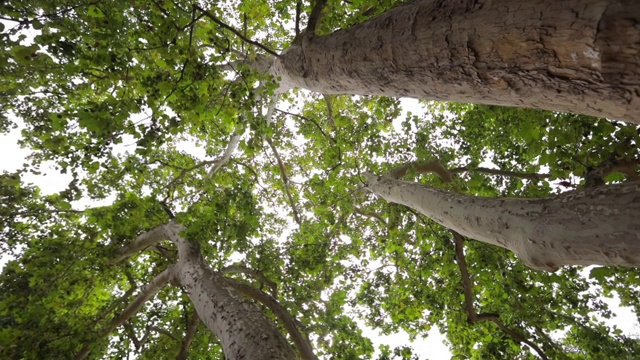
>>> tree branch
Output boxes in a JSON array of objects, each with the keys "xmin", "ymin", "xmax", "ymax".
[
  {"xmin": 306, "ymin": 0, "xmax": 328, "ymax": 35},
  {"xmin": 276, "ymin": 108, "xmax": 336, "ymax": 143},
  {"xmin": 208, "ymin": 130, "xmax": 242, "ymax": 177},
  {"xmin": 390, "ymin": 160, "xmax": 551, "ymax": 182},
  {"xmin": 136, "ymin": 325, "xmax": 178, "ymax": 349},
  {"xmin": 451, "ymin": 232, "xmax": 548, "ymax": 360},
  {"xmin": 585, "ymin": 157, "xmax": 640, "ymax": 187},
  {"xmin": 75, "ymin": 266, "xmax": 177, "ymax": 360},
  {"xmin": 176, "ymin": 310, "xmax": 201, "ymax": 360},
  {"xmin": 388, "ymin": 160, "xmax": 454, "ymax": 182},
  {"xmin": 295, "ymin": 0, "xmax": 302, "ymax": 37},
  {"xmin": 322, "ymin": 94, "xmax": 335, "ymax": 127},
  {"xmin": 225, "ymin": 278, "xmax": 318, "ymax": 360},
  {"xmin": 353, "ymin": 207, "xmax": 387, "ymax": 226},
  {"xmin": 450, "ymin": 165, "xmax": 551, "ymax": 181},
  {"xmin": 266, "ymin": 137, "xmax": 302, "ymax": 225},
  {"xmin": 193, "ymin": 5, "xmax": 279, "ymax": 56},
  {"xmin": 124, "ymin": 322, "xmax": 141, "ymax": 351},
  {"xmin": 115, "ymin": 224, "xmax": 170, "ymax": 263},
  {"xmin": 221, "ymin": 264, "xmax": 278, "ymax": 298}
]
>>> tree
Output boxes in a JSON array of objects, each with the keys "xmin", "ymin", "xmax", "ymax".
[{"xmin": 1, "ymin": 0, "xmax": 640, "ymax": 360}]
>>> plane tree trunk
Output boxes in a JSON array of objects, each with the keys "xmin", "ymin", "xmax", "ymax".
[
  {"xmin": 364, "ymin": 174, "xmax": 640, "ymax": 271},
  {"xmin": 163, "ymin": 222, "xmax": 297, "ymax": 360},
  {"xmin": 273, "ymin": 0, "xmax": 640, "ymax": 123}
]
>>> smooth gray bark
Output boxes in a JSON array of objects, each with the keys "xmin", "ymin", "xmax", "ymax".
[
  {"xmin": 273, "ymin": 0, "xmax": 640, "ymax": 123},
  {"xmin": 365, "ymin": 174, "xmax": 640, "ymax": 271}
]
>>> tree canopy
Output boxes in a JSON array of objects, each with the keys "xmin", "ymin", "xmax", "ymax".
[{"xmin": 1, "ymin": 0, "xmax": 639, "ymax": 359}]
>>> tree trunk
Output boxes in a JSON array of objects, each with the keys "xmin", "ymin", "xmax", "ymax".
[
  {"xmin": 364, "ymin": 174, "xmax": 640, "ymax": 271},
  {"xmin": 163, "ymin": 223, "xmax": 297, "ymax": 360},
  {"xmin": 274, "ymin": 0, "xmax": 640, "ymax": 123}
]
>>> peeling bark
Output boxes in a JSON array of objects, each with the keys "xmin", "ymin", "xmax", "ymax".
[
  {"xmin": 274, "ymin": 0, "xmax": 640, "ymax": 122},
  {"xmin": 364, "ymin": 173, "xmax": 640, "ymax": 271}
]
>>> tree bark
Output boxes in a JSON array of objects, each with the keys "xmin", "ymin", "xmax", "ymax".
[
  {"xmin": 162, "ymin": 222, "xmax": 297, "ymax": 360},
  {"xmin": 274, "ymin": 0, "xmax": 640, "ymax": 123},
  {"xmin": 364, "ymin": 173, "xmax": 640, "ymax": 271}
]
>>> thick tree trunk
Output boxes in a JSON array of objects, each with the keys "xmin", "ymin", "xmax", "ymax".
[
  {"xmin": 163, "ymin": 223, "xmax": 297, "ymax": 360},
  {"xmin": 364, "ymin": 174, "xmax": 640, "ymax": 271},
  {"xmin": 275, "ymin": 0, "xmax": 640, "ymax": 123}
]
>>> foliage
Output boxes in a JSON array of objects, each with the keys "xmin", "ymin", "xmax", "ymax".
[{"xmin": 1, "ymin": 0, "xmax": 639, "ymax": 359}]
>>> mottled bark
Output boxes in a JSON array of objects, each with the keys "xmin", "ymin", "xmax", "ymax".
[
  {"xmin": 274, "ymin": 0, "xmax": 640, "ymax": 122},
  {"xmin": 364, "ymin": 174, "xmax": 640, "ymax": 271},
  {"xmin": 163, "ymin": 222, "xmax": 297, "ymax": 360}
]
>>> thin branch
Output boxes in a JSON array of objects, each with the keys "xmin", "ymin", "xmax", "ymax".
[
  {"xmin": 353, "ymin": 207, "xmax": 387, "ymax": 226},
  {"xmin": 75, "ymin": 266, "xmax": 177, "ymax": 360},
  {"xmin": 193, "ymin": 5, "xmax": 279, "ymax": 56},
  {"xmin": 124, "ymin": 322, "xmax": 141, "ymax": 350},
  {"xmin": 323, "ymin": 94, "xmax": 335, "ymax": 127},
  {"xmin": 306, "ymin": 0, "xmax": 328, "ymax": 35},
  {"xmin": 149, "ymin": 326, "xmax": 178, "ymax": 341},
  {"xmin": 226, "ymin": 278, "xmax": 318, "ymax": 360},
  {"xmin": 266, "ymin": 137, "xmax": 302, "ymax": 225},
  {"xmin": 136, "ymin": 325, "xmax": 179, "ymax": 349},
  {"xmin": 265, "ymin": 94, "xmax": 279, "ymax": 126},
  {"xmin": 390, "ymin": 160, "xmax": 550, "ymax": 182},
  {"xmin": 221, "ymin": 264, "xmax": 278, "ymax": 298},
  {"xmin": 449, "ymin": 166, "xmax": 551, "ymax": 181},
  {"xmin": 276, "ymin": 108, "xmax": 336, "ymax": 143},
  {"xmin": 451, "ymin": 232, "xmax": 549, "ymax": 360},
  {"xmin": 176, "ymin": 310, "xmax": 201, "ymax": 360}
]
